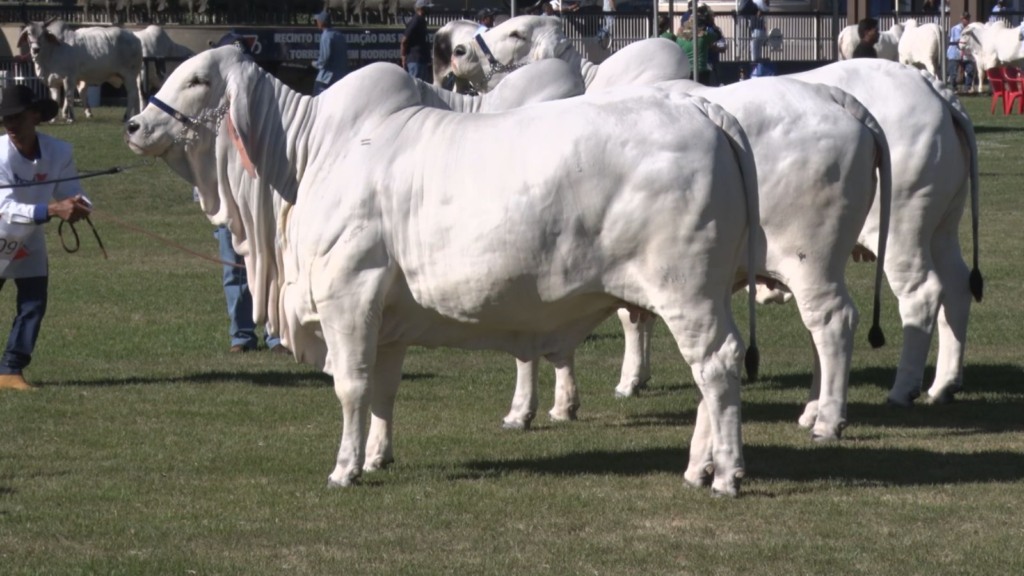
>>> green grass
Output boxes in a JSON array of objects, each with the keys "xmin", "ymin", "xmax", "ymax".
[{"xmin": 1, "ymin": 98, "xmax": 1023, "ymax": 575}]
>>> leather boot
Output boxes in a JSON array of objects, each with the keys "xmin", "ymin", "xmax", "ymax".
[{"xmin": 0, "ymin": 373, "xmax": 32, "ymax": 391}]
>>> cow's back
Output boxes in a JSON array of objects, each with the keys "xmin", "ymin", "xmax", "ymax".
[
  {"xmin": 297, "ymin": 86, "xmax": 749, "ymax": 332},
  {"xmin": 71, "ymin": 26, "xmax": 143, "ymax": 82}
]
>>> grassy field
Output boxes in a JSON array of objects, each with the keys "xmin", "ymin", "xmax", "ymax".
[{"xmin": 1, "ymin": 96, "xmax": 1022, "ymax": 576}]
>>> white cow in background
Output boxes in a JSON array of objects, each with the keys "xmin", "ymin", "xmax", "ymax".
[
  {"xmin": 959, "ymin": 21, "xmax": 1024, "ymax": 93},
  {"xmin": 17, "ymin": 19, "xmax": 143, "ymax": 122},
  {"xmin": 441, "ymin": 16, "xmax": 894, "ymax": 440},
  {"xmin": 837, "ymin": 21, "xmax": 902, "ymax": 61},
  {"xmin": 444, "ymin": 33, "xmax": 982, "ymax": 415},
  {"xmin": 125, "ymin": 47, "xmax": 763, "ymax": 496},
  {"xmin": 898, "ymin": 19, "xmax": 943, "ymax": 77},
  {"xmin": 792, "ymin": 59, "xmax": 981, "ymax": 410},
  {"xmin": 433, "ymin": 17, "xmax": 690, "ymax": 94},
  {"xmin": 133, "ymin": 25, "xmax": 195, "ymax": 94}
]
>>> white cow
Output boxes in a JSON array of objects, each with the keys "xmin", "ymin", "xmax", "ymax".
[
  {"xmin": 792, "ymin": 59, "xmax": 982, "ymax": 410},
  {"xmin": 133, "ymin": 24, "xmax": 195, "ymax": 94},
  {"xmin": 837, "ymin": 21, "xmax": 902, "ymax": 61},
  {"xmin": 959, "ymin": 21, "xmax": 1024, "ymax": 93},
  {"xmin": 124, "ymin": 47, "xmax": 763, "ymax": 496},
  {"xmin": 445, "ymin": 36, "xmax": 982, "ymax": 415},
  {"xmin": 898, "ymin": 19, "xmax": 943, "ymax": 77},
  {"xmin": 438, "ymin": 17, "xmax": 895, "ymax": 439},
  {"xmin": 434, "ymin": 16, "xmax": 690, "ymax": 94},
  {"xmin": 18, "ymin": 19, "xmax": 143, "ymax": 122}
]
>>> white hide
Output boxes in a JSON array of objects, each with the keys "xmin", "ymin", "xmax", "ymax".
[
  {"xmin": 434, "ymin": 16, "xmax": 690, "ymax": 93},
  {"xmin": 837, "ymin": 22, "xmax": 902, "ymax": 61},
  {"xmin": 125, "ymin": 47, "xmax": 762, "ymax": 497},
  {"xmin": 959, "ymin": 21, "xmax": 1024, "ymax": 92},
  {"xmin": 134, "ymin": 24, "xmax": 195, "ymax": 92},
  {"xmin": 898, "ymin": 20, "xmax": 943, "ymax": 77},
  {"xmin": 18, "ymin": 20, "xmax": 143, "ymax": 122},
  {"xmin": 791, "ymin": 59, "xmax": 982, "ymax": 409}
]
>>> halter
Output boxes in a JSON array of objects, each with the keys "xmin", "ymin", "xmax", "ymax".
[
  {"xmin": 473, "ymin": 33, "xmax": 525, "ymax": 86},
  {"xmin": 147, "ymin": 96, "xmax": 227, "ymax": 143}
]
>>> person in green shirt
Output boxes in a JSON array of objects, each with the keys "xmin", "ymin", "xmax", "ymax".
[{"xmin": 675, "ymin": 4, "xmax": 721, "ymax": 85}]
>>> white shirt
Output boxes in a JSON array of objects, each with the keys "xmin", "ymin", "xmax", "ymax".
[{"xmin": 0, "ymin": 133, "xmax": 86, "ymax": 278}]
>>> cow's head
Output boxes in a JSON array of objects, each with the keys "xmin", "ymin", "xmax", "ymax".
[
  {"xmin": 125, "ymin": 46, "xmax": 257, "ymax": 220},
  {"xmin": 449, "ymin": 15, "xmax": 576, "ymax": 92},
  {"xmin": 18, "ymin": 18, "xmax": 62, "ymax": 61}
]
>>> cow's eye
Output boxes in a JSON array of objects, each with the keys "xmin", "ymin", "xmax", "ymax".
[
  {"xmin": 187, "ymin": 77, "xmax": 209, "ymax": 88},
  {"xmin": 454, "ymin": 46, "xmax": 466, "ymax": 56}
]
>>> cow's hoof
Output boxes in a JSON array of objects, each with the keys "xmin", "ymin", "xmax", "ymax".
[
  {"xmin": 683, "ymin": 464, "xmax": 713, "ymax": 489},
  {"xmin": 925, "ymin": 389, "xmax": 958, "ymax": 405},
  {"xmin": 887, "ymin": 389, "xmax": 920, "ymax": 409},
  {"xmin": 797, "ymin": 401, "xmax": 819, "ymax": 429},
  {"xmin": 548, "ymin": 406, "xmax": 578, "ymax": 422},
  {"xmin": 811, "ymin": 420, "xmax": 845, "ymax": 442},
  {"xmin": 711, "ymin": 472, "xmax": 743, "ymax": 498},
  {"xmin": 363, "ymin": 455, "xmax": 394, "ymax": 473},
  {"xmin": 327, "ymin": 472, "xmax": 360, "ymax": 488},
  {"xmin": 501, "ymin": 417, "xmax": 531, "ymax": 431},
  {"xmin": 614, "ymin": 378, "xmax": 641, "ymax": 398}
]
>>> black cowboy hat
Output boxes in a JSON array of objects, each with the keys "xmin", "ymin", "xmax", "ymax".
[{"xmin": 0, "ymin": 85, "xmax": 58, "ymax": 122}]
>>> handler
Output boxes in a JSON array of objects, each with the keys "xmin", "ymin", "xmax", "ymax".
[{"xmin": 0, "ymin": 85, "xmax": 91, "ymax": 390}]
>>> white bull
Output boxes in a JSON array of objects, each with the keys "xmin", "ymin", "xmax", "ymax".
[
  {"xmin": 433, "ymin": 16, "xmax": 690, "ymax": 94},
  {"xmin": 959, "ymin": 21, "xmax": 1024, "ymax": 93},
  {"xmin": 124, "ymin": 47, "xmax": 762, "ymax": 496},
  {"xmin": 436, "ymin": 17, "xmax": 894, "ymax": 439},
  {"xmin": 18, "ymin": 19, "xmax": 143, "ymax": 122},
  {"xmin": 792, "ymin": 59, "xmax": 982, "ymax": 410},
  {"xmin": 133, "ymin": 24, "xmax": 195, "ymax": 94},
  {"xmin": 898, "ymin": 19, "xmax": 943, "ymax": 77},
  {"xmin": 445, "ymin": 37, "xmax": 982, "ymax": 415},
  {"xmin": 837, "ymin": 22, "xmax": 902, "ymax": 61}
]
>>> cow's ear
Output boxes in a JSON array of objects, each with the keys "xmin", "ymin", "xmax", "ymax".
[
  {"xmin": 17, "ymin": 30, "xmax": 28, "ymax": 49},
  {"xmin": 44, "ymin": 31, "xmax": 60, "ymax": 45}
]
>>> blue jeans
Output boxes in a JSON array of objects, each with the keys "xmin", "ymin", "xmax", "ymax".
[
  {"xmin": 0, "ymin": 276, "xmax": 47, "ymax": 374},
  {"xmin": 406, "ymin": 61, "xmax": 431, "ymax": 82},
  {"xmin": 216, "ymin": 227, "xmax": 280, "ymax": 350}
]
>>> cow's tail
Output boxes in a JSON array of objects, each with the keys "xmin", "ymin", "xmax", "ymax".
[
  {"xmin": 826, "ymin": 85, "xmax": 890, "ymax": 348},
  {"xmin": 923, "ymin": 75, "xmax": 984, "ymax": 302},
  {"xmin": 693, "ymin": 96, "xmax": 760, "ymax": 382}
]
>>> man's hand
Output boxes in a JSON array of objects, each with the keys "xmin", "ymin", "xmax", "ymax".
[{"xmin": 48, "ymin": 195, "xmax": 92, "ymax": 224}]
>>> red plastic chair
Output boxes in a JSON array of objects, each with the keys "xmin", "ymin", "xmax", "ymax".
[
  {"xmin": 987, "ymin": 67, "xmax": 1008, "ymax": 114},
  {"xmin": 1002, "ymin": 66, "xmax": 1024, "ymax": 114}
]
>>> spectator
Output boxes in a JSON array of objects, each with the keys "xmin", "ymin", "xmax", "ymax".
[
  {"xmin": 852, "ymin": 17, "xmax": 879, "ymax": 58},
  {"xmin": 947, "ymin": 13, "xmax": 975, "ymax": 94},
  {"xmin": 738, "ymin": 0, "xmax": 769, "ymax": 63},
  {"xmin": 477, "ymin": 8, "xmax": 497, "ymax": 31},
  {"xmin": 989, "ymin": 0, "xmax": 1005, "ymax": 23},
  {"xmin": 401, "ymin": 0, "xmax": 433, "ymax": 82},
  {"xmin": 597, "ymin": 0, "xmax": 617, "ymax": 50},
  {"xmin": 215, "ymin": 225, "xmax": 288, "ymax": 354},
  {"xmin": 658, "ymin": 14, "xmax": 676, "ymax": 40},
  {"xmin": 312, "ymin": 11, "xmax": 349, "ymax": 96},
  {"xmin": 0, "ymin": 85, "xmax": 91, "ymax": 391},
  {"xmin": 675, "ymin": 4, "xmax": 722, "ymax": 85}
]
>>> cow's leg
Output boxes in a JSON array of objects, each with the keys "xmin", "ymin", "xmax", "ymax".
[
  {"xmin": 62, "ymin": 77, "xmax": 75, "ymax": 123},
  {"xmin": 662, "ymin": 302, "xmax": 745, "ymax": 497},
  {"xmin": 79, "ymin": 81, "xmax": 93, "ymax": 119},
  {"xmin": 124, "ymin": 73, "xmax": 142, "ymax": 121},
  {"xmin": 364, "ymin": 345, "xmax": 406, "ymax": 472},
  {"xmin": 503, "ymin": 358, "xmax": 539, "ymax": 430},
  {"xmin": 798, "ymin": 335, "xmax": 822, "ymax": 429},
  {"xmin": 789, "ymin": 278, "xmax": 858, "ymax": 440},
  {"xmin": 925, "ymin": 228, "xmax": 971, "ymax": 404},
  {"xmin": 683, "ymin": 399, "xmax": 713, "ymax": 488},
  {"xmin": 319, "ymin": 277, "xmax": 386, "ymax": 487},
  {"xmin": 548, "ymin": 350, "xmax": 579, "ymax": 422},
  {"xmin": 614, "ymin": 307, "xmax": 654, "ymax": 398},
  {"xmin": 886, "ymin": 259, "xmax": 942, "ymax": 408}
]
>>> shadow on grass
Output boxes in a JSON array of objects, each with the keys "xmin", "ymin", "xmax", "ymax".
[
  {"xmin": 36, "ymin": 370, "xmax": 436, "ymax": 388},
  {"xmin": 451, "ymin": 444, "xmax": 1024, "ymax": 487},
  {"xmin": 755, "ymin": 364, "xmax": 1023, "ymax": 395},
  {"xmin": 973, "ymin": 125, "xmax": 1024, "ymax": 134}
]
